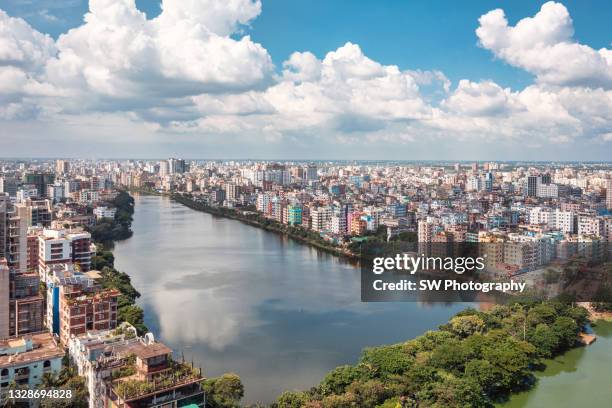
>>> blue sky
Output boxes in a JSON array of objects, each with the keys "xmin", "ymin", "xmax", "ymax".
[
  {"xmin": 0, "ymin": 0, "xmax": 610, "ymax": 159},
  {"xmin": 5, "ymin": 0, "xmax": 609, "ymax": 89}
]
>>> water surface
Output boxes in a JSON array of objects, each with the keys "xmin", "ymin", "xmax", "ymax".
[
  {"xmin": 501, "ymin": 320, "xmax": 612, "ymax": 408},
  {"xmin": 113, "ymin": 194, "xmax": 468, "ymax": 403}
]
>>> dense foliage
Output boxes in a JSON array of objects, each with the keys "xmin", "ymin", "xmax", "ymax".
[
  {"xmin": 36, "ymin": 356, "xmax": 89, "ymax": 407},
  {"xmin": 273, "ymin": 301, "xmax": 589, "ymax": 408},
  {"xmin": 89, "ymin": 190, "xmax": 135, "ymax": 247},
  {"xmin": 203, "ymin": 373, "xmax": 245, "ymax": 408},
  {"xmin": 89, "ymin": 191, "xmax": 147, "ymax": 334}
]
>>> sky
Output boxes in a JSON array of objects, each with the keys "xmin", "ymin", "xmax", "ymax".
[{"xmin": 0, "ymin": 0, "xmax": 610, "ymax": 160}]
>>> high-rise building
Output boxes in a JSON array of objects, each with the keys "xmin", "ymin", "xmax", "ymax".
[
  {"xmin": 607, "ymin": 179, "xmax": 612, "ymax": 210},
  {"xmin": 287, "ymin": 205, "xmax": 302, "ymax": 226},
  {"xmin": 5, "ymin": 205, "xmax": 30, "ymax": 272},
  {"xmin": 0, "ymin": 177, "xmax": 18, "ymax": 197},
  {"xmin": 9, "ymin": 272, "xmax": 44, "ymax": 337},
  {"xmin": 167, "ymin": 158, "xmax": 187, "ymax": 174},
  {"xmin": 484, "ymin": 172, "xmax": 494, "ymax": 192},
  {"xmin": 225, "ymin": 183, "xmax": 239, "ymax": 202},
  {"xmin": 0, "ymin": 195, "xmax": 8, "ymax": 263},
  {"xmin": 22, "ymin": 173, "xmax": 54, "ymax": 198},
  {"xmin": 310, "ymin": 206, "xmax": 331, "ymax": 232},
  {"xmin": 159, "ymin": 161, "xmax": 169, "ymax": 177},
  {"xmin": 38, "ymin": 228, "xmax": 94, "ymax": 278},
  {"xmin": 55, "ymin": 160, "xmax": 70, "ymax": 175},
  {"xmin": 527, "ymin": 175, "xmax": 540, "ymax": 197},
  {"xmin": 0, "ymin": 259, "xmax": 9, "ymax": 339}
]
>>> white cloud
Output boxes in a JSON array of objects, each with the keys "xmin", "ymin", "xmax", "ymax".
[
  {"xmin": 41, "ymin": 0, "xmax": 274, "ymax": 119},
  {"xmin": 476, "ymin": 1, "xmax": 612, "ymax": 89},
  {"xmin": 0, "ymin": 1, "xmax": 610, "ymax": 156},
  {"xmin": 0, "ymin": 9, "xmax": 56, "ymax": 70},
  {"xmin": 442, "ymin": 80, "xmax": 521, "ymax": 116}
]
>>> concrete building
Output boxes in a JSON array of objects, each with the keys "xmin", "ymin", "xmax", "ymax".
[
  {"xmin": 58, "ymin": 278, "xmax": 119, "ymax": 346},
  {"xmin": 310, "ymin": 206, "xmax": 331, "ymax": 232},
  {"xmin": 44, "ymin": 263, "xmax": 98, "ymax": 337},
  {"xmin": 607, "ymin": 179, "xmax": 612, "ymax": 210},
  {"xmin": 55, "ymin": 160, "xmax": 70, "ymax": 175},
  {"xmin": 0, "ymin": 333, "xmax": 64, "ymax": 389},
  {"xmin": 69, "ymin": 329, "xmax": 205, "ymax": 408},
  {"xmin": 9, "ymin": 272, "xmax": 45, "ymax": 337},
  {"xmin": 38, "ymin": 228, "xmax": 94, "ymax": 277},
  {"xmin": 287, "ymin": 205, "xmax": 302, "ymax": 226},
  {"xmin": 0, "ymin": 259, "xmax": 9, "ymax": 339},
  {"xmin": 93, "ymin": 206, "xmax": 117, "ymax": 220}
]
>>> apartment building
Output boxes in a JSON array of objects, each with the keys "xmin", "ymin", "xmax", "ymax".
[
  {"xmin": 9, "ymin": 273, "xmax": 45, "ymax": 337},
  {"xmin": 0, "ymin": 333, "xmax": 63, "ymax": 389},
  {"xmin": 38, "ymin": 228, "xmax": 94, "ymax": 278},
  {"xmin": 58, "ymin": 281, "xmax": 119, "ymax": 346},
  {"xmin": 69, "ymin": 328, "xmax": 205, "ymax": 408}
]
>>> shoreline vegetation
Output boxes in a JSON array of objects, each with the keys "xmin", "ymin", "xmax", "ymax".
[
  {"xmin": 273, "ymin": 301, "xmax": 591, "ymax": 408},
  {"xmin": 88, "ymin": 190, "xmax": 148, "ymax": 335},
  {"xmin": 171, "ymin": 192, "xmax": 360, "ymax": 260},
  {"xmin": 124, "ymin": 190, "xmax": 604, "ymax": 408},
  {"xmin": 131, "ymin": 187, "xmax": 409, "ymax": 261}
]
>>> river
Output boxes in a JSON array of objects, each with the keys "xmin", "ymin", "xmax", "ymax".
[
  {"xmin": 113, "ymin": 194, "xmax": 609, "ymax": 405},
  {"xmin": 113, "ymin": 194, "xmax": 465, "ymax": 403}
]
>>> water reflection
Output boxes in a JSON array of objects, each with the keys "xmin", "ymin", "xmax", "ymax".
[{"xmin": 114, "ymin": 194, "xmax": 465, "ymax": 403}]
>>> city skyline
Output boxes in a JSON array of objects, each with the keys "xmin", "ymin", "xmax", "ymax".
[{"xmin": 1, "ymin": 0, "xmax": 611, "ymax": 160}]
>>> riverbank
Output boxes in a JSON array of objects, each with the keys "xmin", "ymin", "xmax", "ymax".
[
  {"xmin": 132, "ymin": 188, "xmax": 360, "ymax": 260},
  {"xmin": 89, "ymin": 190, "xmax": 148, "ymax": 334},
  {"xmin": 499, "ymin": 320, "xmax": 612, "ymax": 408},
  {"xmin": 275, "ymin": 301, "xmax": 592, "ymax": 407},
  {"xmin": 579, "ymin": 301, "xmax": 612, "ymax": 322}
]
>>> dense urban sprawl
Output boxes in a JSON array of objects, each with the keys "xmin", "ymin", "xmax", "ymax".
[{"xmin": 0, "ymin": 158, "xmax": 610, "ymax": 407}]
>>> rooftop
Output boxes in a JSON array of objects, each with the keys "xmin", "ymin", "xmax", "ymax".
[{"xmin": 0, "ymin": 333, "xmax": 64, "ymax": 368}]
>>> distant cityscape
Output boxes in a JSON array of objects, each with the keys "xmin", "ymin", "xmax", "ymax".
[{"xmin": 0, "ymin": 158, "xmax": 611, "ymax": 406}]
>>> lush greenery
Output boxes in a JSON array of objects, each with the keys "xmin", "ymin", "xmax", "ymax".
[
  {"xmin": 203, "ymin": 373, "xmax": 245, "ymax": 408},
  {"xmin": 89, "ymin": 191, "xmax": 148, "ymax": 335},
  {"xmin": 114, "ymin": 360, "xmax": 201, "ymax": 400},
  {"xmin": 36, "ymin": 356, "xmax": 89, "ymax": 407},
  {"xmin": 89, "ymin": 191, "xmax": 135, "ymax": 248},
  {"xmin": 273, "ymin": 301, "xmax": 589, "ymax": 408}
]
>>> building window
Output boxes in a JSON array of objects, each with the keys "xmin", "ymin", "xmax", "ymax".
[
  {"xmin": 43, "ymin": 360, "xmax": 51, "ymax": 368},
  {"xmin": 0, "ymin": 369, "xmax": 8, "ymax": 377}
]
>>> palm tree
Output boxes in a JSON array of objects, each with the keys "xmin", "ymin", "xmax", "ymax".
[{"xmin": 39, "ymin": 372, "xmax": 60, "ymax": 388}]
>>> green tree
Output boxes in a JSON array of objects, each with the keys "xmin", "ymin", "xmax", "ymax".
[
  {"xmin": 346, "ymin": 379, "xmax": 390, "ymax": 407},
  {"xmin": 551, "ymin": 316, "xmax": 579, "ymax": 350},
  {"xmin": 528, "ymin": 323, "xmax": 559, "ymax": 358},
  {"xmin": 360, "ymin": 345, "xmax": 413, "ymax": 378},
  {"xmin": 320, "ymin": 365, "xmax": 370, "ymax": 395},
  {"xmin": 448, "ymin": 315, "xmax": 486, "ymax": 338},
  {"xmin": 277, "ymin": 390, "xmax": 310, "ymax": 408},
  {"xmin": 204, "ymin": 373, "xmax": 244, "ymax": 408}
]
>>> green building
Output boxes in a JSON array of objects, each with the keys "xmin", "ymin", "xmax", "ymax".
[{"xmin": 288, "ymin": 205, "xmax": 302, "ymax": 226}]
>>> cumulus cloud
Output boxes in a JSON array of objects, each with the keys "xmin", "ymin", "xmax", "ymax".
[
  {"xmin": 0, "ymin": 9, "xmax": 56, "ymax": 70},
  {"xmin": 42, "ymin": 0, "xmax": 273, "ymax": 117},
  {"xmin": 476, "ymin": 1, "xmax": 612, "ymax": 89},
  {"xmin": 0, "ymin": 0, "xmax": 610, "ymax": 154},
  {"xmin": 442, "ymin": 80, "xmax": 522, "ymax": 116}
]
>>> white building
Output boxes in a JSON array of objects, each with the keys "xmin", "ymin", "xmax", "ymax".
[
  {"xmin": 93, "ymin": 206, "xmax": 117, "ymax": 220},
  {"xmin": 330, "ymin": 215, "xmax": 347, "ymax": 235},
  {"xmin": 311, "ymin": 206, "xmax": 332, "ymax": 232},
  {"xmin": 0, "ymin": 333, "xmax": 63, "ymax": 389}
]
